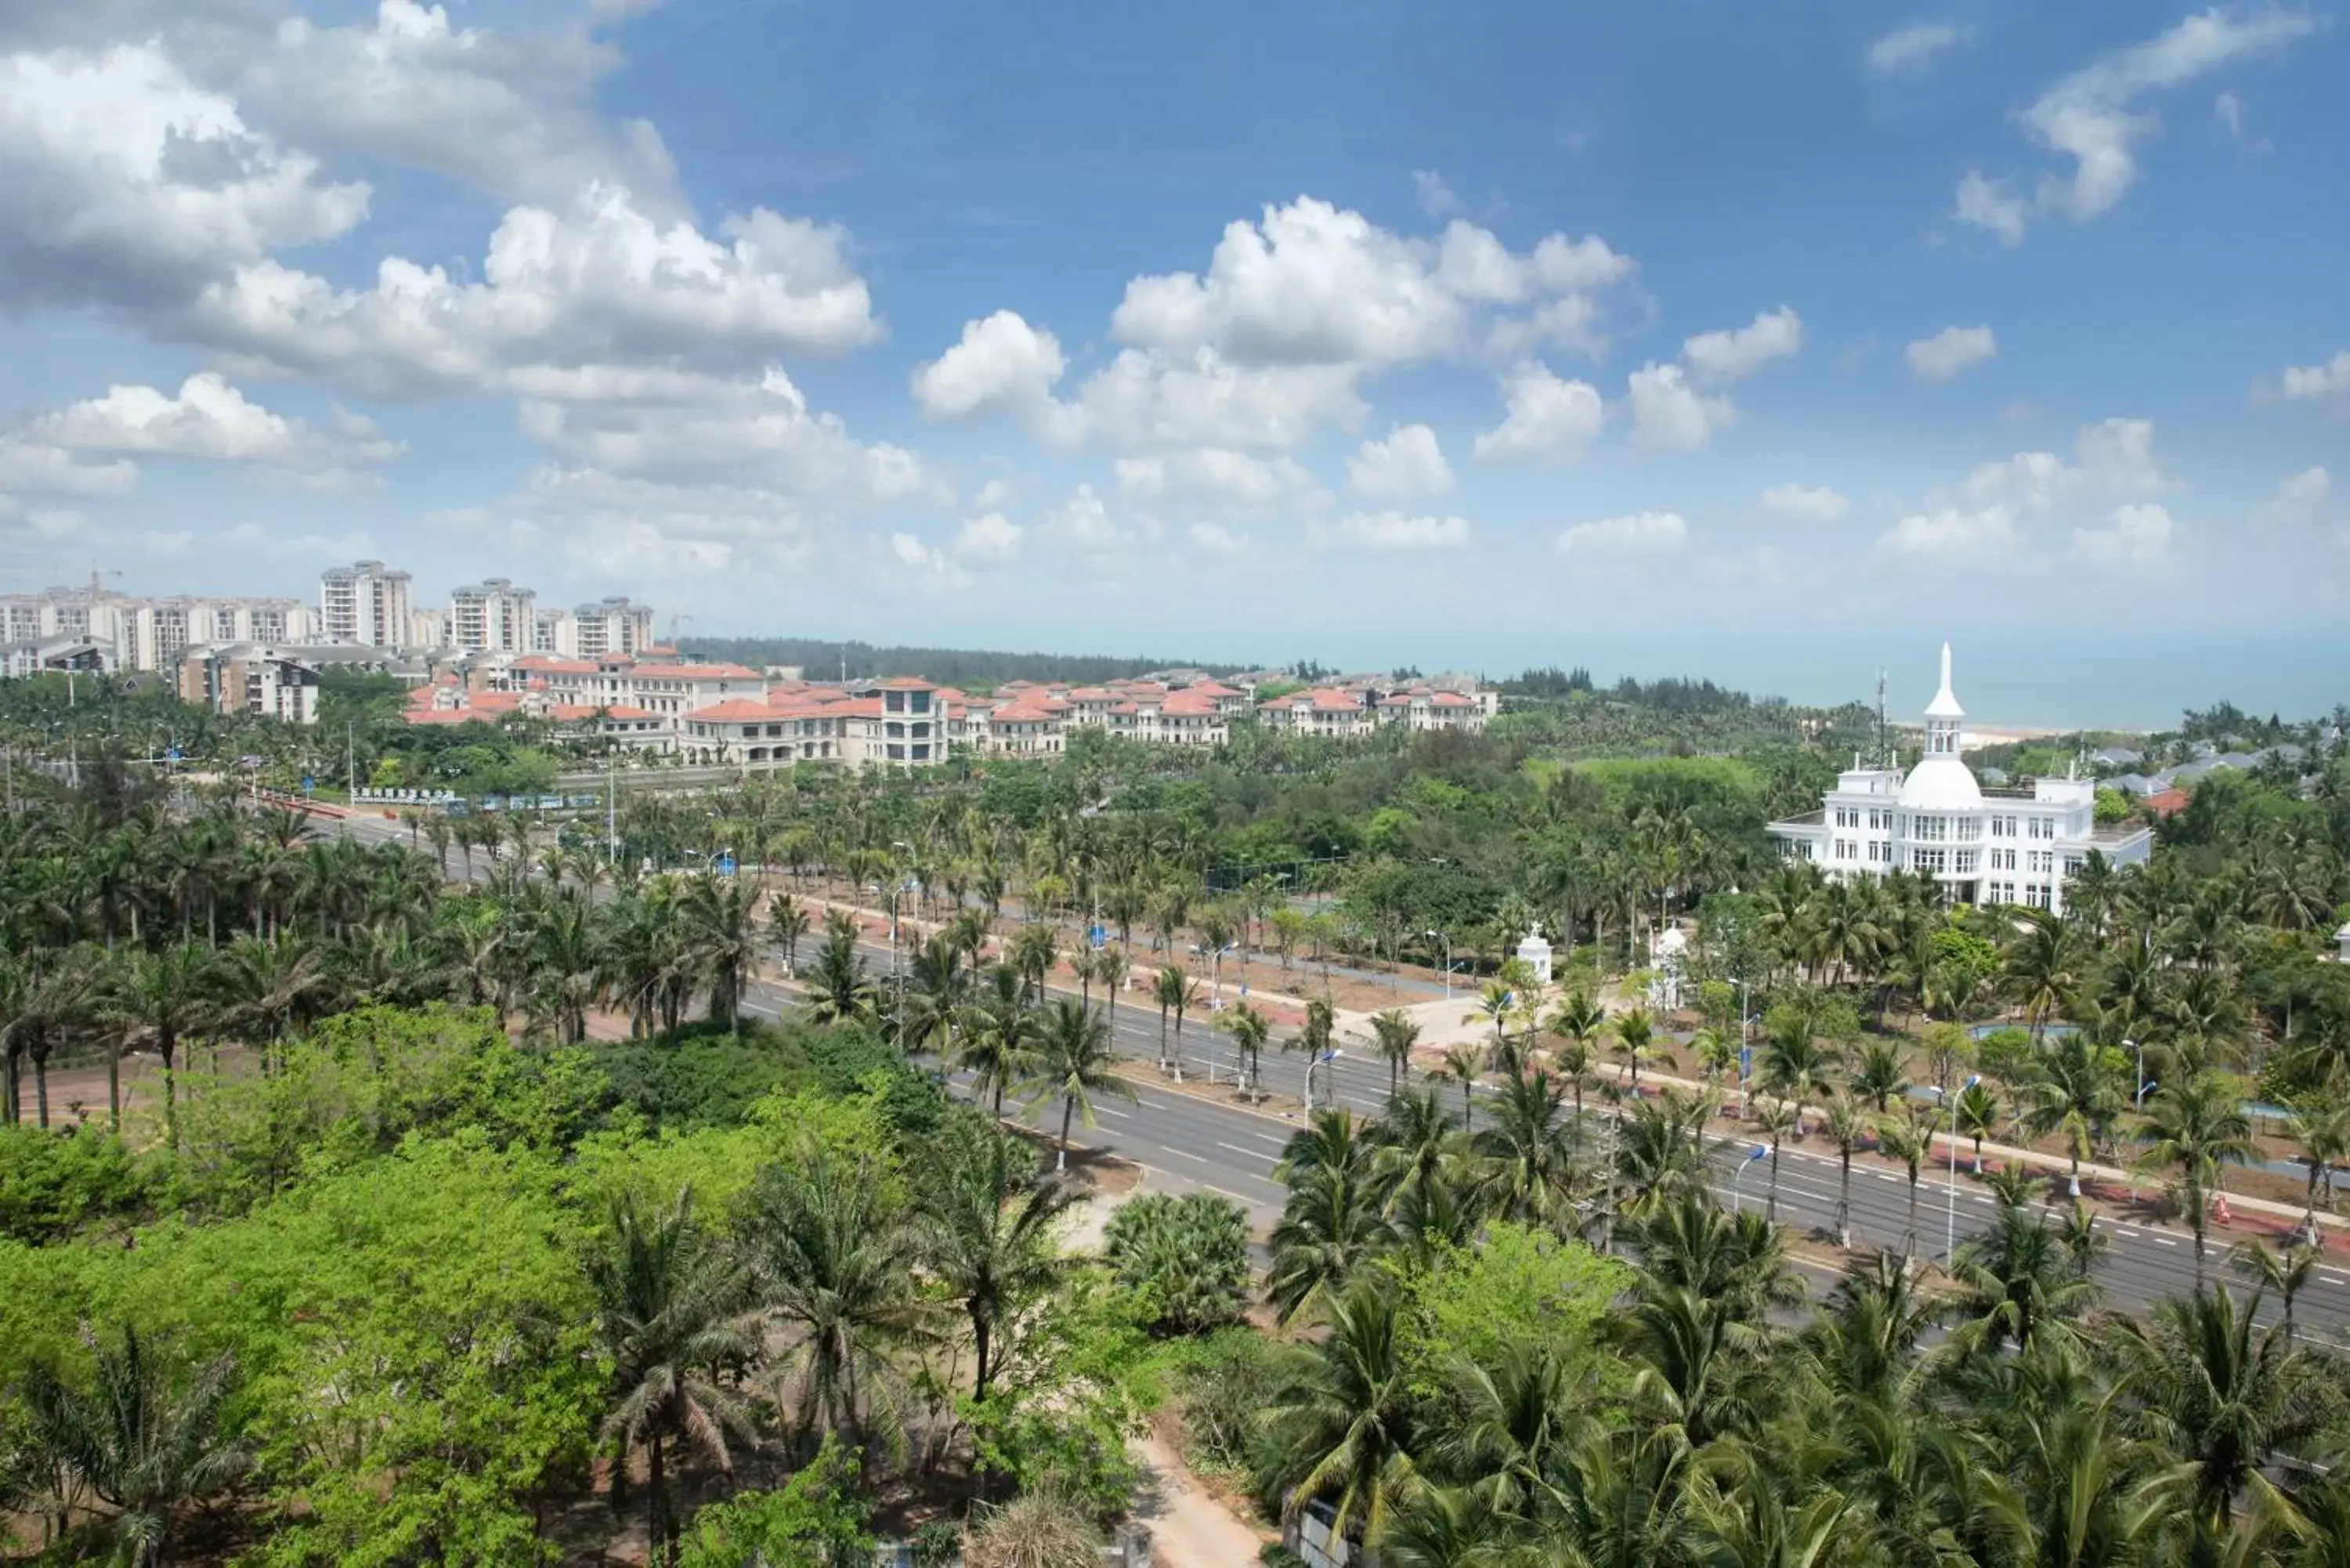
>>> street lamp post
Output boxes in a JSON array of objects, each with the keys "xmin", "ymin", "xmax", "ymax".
[
  {"xmin": 1946, "ymin": 1075, "xmax": 1981, "ymax": 1265},
  {"xmin": 1305, "ymin": 1048, "xmax": 1341, "ymax": 1111},
  {"xmin": 1732, "ymin": 975, "xmax": 1752, "ymax": 1115},
  {"xmin": 1423, "ymin": 929, "xmax": 1453, "ymax": 1000},
  {"xmin": 1730, "ymin": 1142, "xmax": 1766, "ymax": 1214},
  {"xmin": 2128, "ymin": 1038, "xmax": 2146, "ymax": 1111}
]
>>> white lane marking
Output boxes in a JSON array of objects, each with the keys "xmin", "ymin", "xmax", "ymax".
[
  {"xmin": 2150, "ymin": 1236, "xmax": 2177, "ymax": 1246},
  {"xmin": 1160, "ymin": 1147, "xmax": 1210, "ymax": 1165},
  {"xmin": 1093, "ymin": 1104, "xmax": 1130, "ymax": 1118},
  {"xmin": 1217, "ymin": 1142, "xmax": 1276, "ymax": 1162},
  {"xmin": 1252, "ymin": 1132, "xmax": 1289, "ymax": 1147},
  {"xmin": 1200, "ymin": 1183, "xmax": 1260, "ymax": 1205},
  {"xmin": 2321, "ymin": 1272, "xmax": 2349, "ymax": 1287}
]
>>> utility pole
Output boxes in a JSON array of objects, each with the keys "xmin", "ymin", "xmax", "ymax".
[
  {"xmin": 1875, "ymin": 667, "xmax": 1888, "ymax": 768},
  {"xmin": 346, "ymin": 721, "xmax": 356, "ymax": 793}
]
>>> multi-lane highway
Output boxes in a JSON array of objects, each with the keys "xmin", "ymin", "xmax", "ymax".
[{"xmin": 334, "ymin": 811, "xmax": 2350, "ymax": 1333}]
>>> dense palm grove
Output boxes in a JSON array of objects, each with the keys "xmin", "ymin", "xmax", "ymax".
[{"xmin": 2, "ymin": 681, "xmax": 2349, "ymax": 1564}]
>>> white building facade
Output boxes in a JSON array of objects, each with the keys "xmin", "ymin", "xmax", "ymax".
[
  {"xmin": 320, "ymin": 560, "xmax": 415, "ymax": 649},
  {"xmin": 1767, "ymin": 645, "xmax": 2153, "ymax": 915}
]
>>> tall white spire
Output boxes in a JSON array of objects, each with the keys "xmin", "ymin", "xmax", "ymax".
[{"xmin": 1924, "ymin": 640, "xmax": 1964, "ymax": 720}]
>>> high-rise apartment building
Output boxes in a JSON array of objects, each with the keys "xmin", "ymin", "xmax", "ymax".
[
  {"xmin": 320, "ymin": 560, "xmax": 415, "ymax": 649},
  {"xmin": 448, "ymin": 578, "xmax": 537, "ymax": 653},
  {"xmin": 2, "ymin": 588, "xmax": 316, "ymax": 670}
]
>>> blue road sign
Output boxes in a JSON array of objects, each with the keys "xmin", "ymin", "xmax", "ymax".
[
  {"xmin": 164, "ymin": 746, "xmax": 182, "ymax": 763},
  {"xmin": 1739, "ymin": 1045, "xmax": 1753, "ymax": 1081},
  {"xmin": 300, "ymin": 775, "xmax": 314, "ymax": 796},
  {"xmin": 1087, "ymin": 923, "xmax": 1107, "ymax": 950},
  {"xmin": 714, "ymin": 854, "xmax": 738, "ymax": 877}
]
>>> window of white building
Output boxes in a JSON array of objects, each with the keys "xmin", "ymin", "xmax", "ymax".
[
  {"xmin": 1914, "ymin": 816, "xmax": 1947, "ymax": 842},
  {"xmin": 1911, "ymin": 847, "xmax": 1947, "ymax": 873}
]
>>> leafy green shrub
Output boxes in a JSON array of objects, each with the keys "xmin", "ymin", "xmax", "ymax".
[
  {"xmin": 0, "ymin": 1125, "xmax": 150, "ymax": 1245},
  {"xmin": 1102, "ymin": 1192, "xmax": 1251, "ymax": 1334},
  {"xmin": 1167, "ymin": 1329, "xmax": 1275, "ymax": 1474},
  {"xmin": 675, "ymin": 1439, "xmax": 872, "ymax": 1566}
]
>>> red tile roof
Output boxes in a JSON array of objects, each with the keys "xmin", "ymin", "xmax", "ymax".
[{"xmin": 2142, "ymin": 787, "xmax": 2191, "ymax": 818}]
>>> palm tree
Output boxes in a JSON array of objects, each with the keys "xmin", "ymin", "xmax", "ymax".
[
  {"xmin": 586, "ymin": 1187, "xmax": 758, "ymax": 1564},
  {"xmin": 101, "ymin": 941, "xmax": 213, "ymax": 1143},
  {"xmin": 1473, "ymin": 1068, "xmax": 1581, "ymax": 1228},
  {"xmin": 1432, "ymin": 1041, "xmax": 1483, "ymax": 1131},
  {"xmin": 1220, "ymin": 1001, "xmax": 1271, "ymax": 1100},
  {"xmin": 1947, "ymin": 1200, "xmax": 2099, "ymax": 1356},
  {"xmin": 1875, "ymin": 1100, "xmax": 1939, "ymax": 1263},
  {"xmin": 2285, "ymin": 1097, "xmax": 2350, "ymax": 1242},
  {"xmin": 1368, "ymin": 1007, "xmax": 1421, "ymax": 1094},
  {"xmin": 916, "ymin": 1120, "xmax": 1076, "ymax": 1405},
  {"xmin": 20, "ymin": 1324, "xmax": 249, "ymax": 1568},
  {"xmin": 1267, "ymin": 1154, "xmax": 1394, "ymax": 1326},
  {"xmin": 803, "ymin": 915, "xmax": 877, "ymax": 1024},
  {"xmin": 1820, "ymin": 1093, "xmax": 1868, "ymax": 1248},
  {"xmin": 1264, "ymin": 1282, "xmax": 1419, "ymax": 1544},
  {"xmin": 2025, "ymin": 1031, "xmax": 2127, "ymax": 1199},
  {"xmin": 2110, "ymin": 1283, "xmax": 2328, "ymax": 1526},
  {"xmin": 2003, "ymin": 909, "xmax": 2082, "ymax": 1043},
  {"xmin": 1466, "ymin": 980, "xmax": 1513, "ymax": 1063},
  {"xmin": 1612, "ymin": 1007, "xmax": 1658, "ymax": 1093},
  {"xmin": 2137, "ymin": 1070, "xmax": 2254, "ymax": 1289},
  {"xmin": 902, "ymin": 933, "xmax": 967, "ymax": 1061},
  {"xmin": 1150, "ymin": 963, "xmax": 1190, "ymax": 1073},
  {"xmin": 1954, "ymin": 1079, "xmax": 2001, "ymax": 1176},
  {"xmin": 753, "ymin": 1144, "xmax": 926, "ymax": 1460},
  {"xmin": 212, "ymin": 934, "xmax": 331, "ymax": 1070},
  {"xmin": 1846, "ymin": 1036, "xmax": 1910, "ymax": 1111},
  {"xmin": 768, "ymin": 893, "xmax": 812, "ymax": 973},
  {"xmin": 680, "ymin": 873, "xmax": 761, "ymax": 1031},
  {"xmin": 1009, "ymin": 923, "xmax": 1058, "ymax": 1006},
  {"xmin": 1752, "ymin": 1097, "xmax": 1798, "ymax": 1225},
  {"xmin": 956, "ymin": 966, "xmax": 1034, "ymax": 1117},
  {"xmin": 1022, "ymin": 998, "xmax": 1136, "ymax": 1171},
  {"xmin": 1759, "ymin": 1013, "xmax": 1837, "ymax": 1125},
  {"xmin": 2231, "ymin": 1237, "xmax": 2321, "ymax": 1346}
]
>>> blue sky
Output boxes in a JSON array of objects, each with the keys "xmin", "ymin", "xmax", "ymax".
[{"xmin": 2, "ymin": 0, "xmax": 2346, "ymax": 706}]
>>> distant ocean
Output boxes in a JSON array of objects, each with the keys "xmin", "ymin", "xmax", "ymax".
[{"xmin": 1426, "ymin": 631, "xmax": 2350, "ymax": 734}]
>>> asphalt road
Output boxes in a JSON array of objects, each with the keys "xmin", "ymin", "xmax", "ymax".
[{"xmin": 333, "ymin": 813, "xmax": 2350, "ymax": 1335}]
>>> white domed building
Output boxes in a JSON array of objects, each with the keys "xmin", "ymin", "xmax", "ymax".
[{"xmin": 1767, "ymin": 644, "xmax": 2152, "ymax": 913}]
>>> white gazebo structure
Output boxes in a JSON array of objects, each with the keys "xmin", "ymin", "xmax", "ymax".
[{"xmin": 1514, "ymin": 923, "xmax": 1553, "ymax": 985}]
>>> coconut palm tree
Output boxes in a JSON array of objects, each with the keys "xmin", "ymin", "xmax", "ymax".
[
  {"xmin": 956, "ymin": 965, "xmax": 1034, "ymax": 1118},
  {"xmin": 1009, "ymin": 923, "xmax": 1058, "ymax": 1006},
  {"xmin": 1947, "ymin": 1200, "xmax": 2099, "ymax": 1356},
  {"xmin": 1150, "ymin": 963, "xmax": 1193, "ymax": 1074},
  {"xmin": 901, "ymin": 932, "xmax": 967, "ymax": 1061},
  {"xmin": 916, "ymin": 1120, "xmax": 1076, "ymax": 1405},
  {"xmin": 1752, "ymin": 1096, "xmax": 1799, "ymax": 1226},
  {"xmin": 1368, "ymin": 1007, "xmax": 1421, "ymax": 1094},
  {"xmin": 1263, "ymin": 1283, "xmax": 1419, "ymax": 1544},
  {"xmin": 1473, "ymin": 1068, "xmax": 1582, "ymax": 1229},
  {"xmin": 1220, "ymin": 1001, "xmax": 1272, "ymax": 1100},
  {"xmin": 1875, "ymin": 1100, "xmax": 1940, "ymax": 1263},
  {"xmin": 2110, "ymin": 1283, "xmax": 2328, "ymax": 1527},
  {"xmin": 1954, "ymin": 1079, "xmax": 2001, "ymax": 1176},
  {"xmin": 2230, "ymin": 1237, "xmax": 2322, "ymax": 1346},
  {"xmin": 1612, "ymin": 1007, "xmax": 1659, "ymax": 1093},
  {"xmin": 682, "ymin": 872, "xmax": 761, "ymax": 1032},
  {"xmin": 768, "ymin": 893, "xmax": 812, "ymax": 974},
  {"xmin": 20, "ymin": 1324, "xmax": 249, "ymax": 1568},
  {"xmin": 586, "ymin": 1187, "xmax": 758, "ymax": 1564},
  {"xmin": 2285, "ymin": 1097, "xmax": 2350, "ymax": 1242},
  {"xmin": 1820, "ymin": 1093, "xmax": 1868, "ymax": 1248},
  {"xmin": 1021, "ymin": 998, "xmax": 1136, "ymax": 1171},
  {"xmin": 2025, "ymin": 1031, "xmax": 2127, "ymax": 1199},
  {"xmin": 1267, "ymin": 1154, "xmax": 1394, "ymax": 1327},
  {"xmin": 2137, "ymin": 1070, "xmax": 2254, "ymax": 1291},
  {"xmin": 803, "ymin": 915, "xmax": 877, "ymax": 1025}
]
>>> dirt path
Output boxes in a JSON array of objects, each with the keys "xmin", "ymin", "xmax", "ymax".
[{"xmin": 1130, "ymin": 1433, "xmax": 1271, "ymax": 1568}]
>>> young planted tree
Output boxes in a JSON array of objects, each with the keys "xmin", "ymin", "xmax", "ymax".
[{"xmin": 1221, "ymin": 1002, "xmax": 1272, "ymax": 1101}]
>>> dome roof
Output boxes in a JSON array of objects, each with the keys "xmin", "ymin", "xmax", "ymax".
[{"xmin": 1898, "ymin": 756, "xmax": 1984, "ymax": 813}]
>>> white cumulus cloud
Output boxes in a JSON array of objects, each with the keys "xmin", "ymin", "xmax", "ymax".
[
  {"xmin": 2265, "ymin": 465, "xmax": 2330, "ymax": 521},
  {"xmin": 2071, "ymin": 502, "xmax": 2176, "ymax": 565},
  {"xmin": 1473, "ymin": 363, "xmax": 1606, "ymax": 461},
  {"xmin": 1555, "ymin": 511, "xmax": 1688, "ymax": 558},
  {"xmin": 2278, "ymin": 349, "xmax": 2350, "ymax": 404},
  {"xmin": 1347, "ymin": 424, "xmax": 1454, "ymax": 499},
  {"xmin": 910, "ymin": 310, "xmax": 1077, "ymax": 441},
  {"xmin": 1878, "ymin": 506, "xmax": 2023, "ymax": 558},
  {"xmin": 1306, "ymin": 511, "xmax": 1471, "ymax": 551},
  {"xmin": 1761, "ymin": 483, "xmax": 1850, "ymax": 522},
  {"xmin": 953, "ymin": 511, "xmax": 1023, "ymax": 565},
  {"xmin": 1867, "ymin": 21, "xmax": 1972, "ymax": 74},
  {"xmin": 1905, "ymin": 325, "xmax": 1998, "ymax": 382},
  {"xmin": 1957, "ymin": 9, "xmax": 2317, "ymax": 244},
  {"xmin": 1625, "ymin": 363, "xmax": 1738, "ymax": 450},
  {"xmin": 1682, "ymin": 306, "xmax": 1803, "ymax": 385}
]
